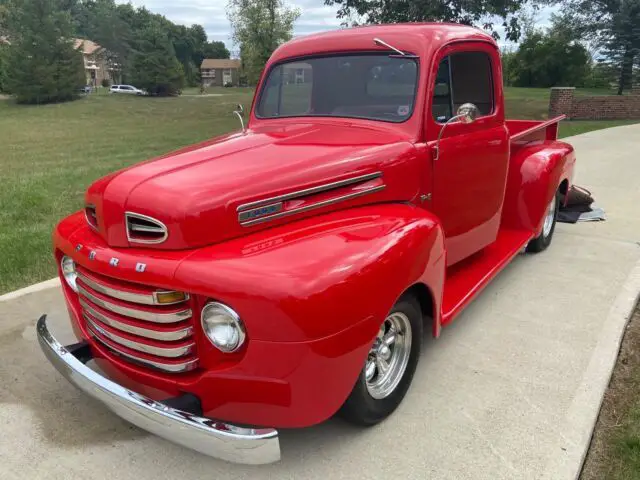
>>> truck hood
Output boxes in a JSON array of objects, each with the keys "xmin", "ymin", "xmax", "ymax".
[{"xmin": 85, "ymin": 122, "xmax": 421, "ymax": 249}]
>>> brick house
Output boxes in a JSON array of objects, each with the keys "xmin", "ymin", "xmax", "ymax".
[
  {"xmin": 74, "ymin": 39, "xmax": 118, "ymax": 87},
  {"xmin": 200, "ymin": 59, "xmax": 242, "ymax": 87}
]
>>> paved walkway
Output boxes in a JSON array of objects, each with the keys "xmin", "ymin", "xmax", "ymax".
[{"xmin": 1, "ymin": 124, "xmax": 639, "ymax": 479}]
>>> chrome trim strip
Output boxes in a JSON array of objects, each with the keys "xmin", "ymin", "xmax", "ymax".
[
  {"xmin": 86, "ymin": 316, "xmax": 194, "ymax": 358},
  {"xmin": 81, "ymin": 299, "xmax": 193, "ymax": 341},
  {"xmin": 37, "ymin": 315, "xmax": 280, "ymax": 464},
  {"xmin": 125, "ymin": 212, "xmax": 169, "ymax": 245},
  {"xmin": 240, "ymin": 185, "xmax": 386, "ymax": 227},
  {"xmin": 78, "ymin": 286, "xmax": 192, "ymax": 324},
  {"xmin": 236, "ymin": 172, "xmax": 383, "ymax": 212},
  {"xmin": 77, "ymin": 272, "xmax": 189, "ymax": 306}
]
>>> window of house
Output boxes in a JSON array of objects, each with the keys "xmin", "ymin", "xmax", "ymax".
[{"xmin": 431, "ymin": 51, "xmax": 493, "ymax": 123}]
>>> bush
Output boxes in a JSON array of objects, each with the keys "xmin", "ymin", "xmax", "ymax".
[{"xmin": 101, "ymin": 78, "xmax": 111, "ymax": 88}]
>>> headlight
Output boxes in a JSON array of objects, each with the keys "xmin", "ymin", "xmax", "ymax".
[
  {"xmin": 201, "ymin": 302, "xmax": 246, "ymax": 352},
  {"xmin": 60, "ymin": 256, "xmax": 78, "ymax": 292}
]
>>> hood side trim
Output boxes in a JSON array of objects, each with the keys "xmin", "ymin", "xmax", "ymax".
[
  {"xmin": 237, "ymin": 171, "xmax": 382, "ymax": 212},
  {"xmin": 238, "ymin": 183, "xmax": 385, "ymax": 227}
]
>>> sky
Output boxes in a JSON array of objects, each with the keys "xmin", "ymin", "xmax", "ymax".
[
  {"xmin": 119, "ymin": 0, "xmax": 343, "ymax": 54},
  {"xmin": 117, "ymin": 1, "xmax": 556, "ymax": 54}
]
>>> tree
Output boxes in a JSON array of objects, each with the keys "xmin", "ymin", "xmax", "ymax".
[
  {"xmin": 202, "ymin": 41, "xmax": 230, "ymax": 61},
  {"xmin": 507, "ymin": 18, "xmax": 592, "ymax": 88},
  {"xmin": 5, "ymin": 0, "xmax": 85, "ymax": 104},
  {"xmin": 556, "ymin": 0, "xmax": 640, "ymax": 94},
  {"xmin": 228, "ymin": 0, "xmax": 300, "ymax": 85},
  {"xmin": 129, "ymin": 23, "xmax": 185, "ymax": 96},
  {"xmin": 0, "ymin": 45, "xmax": 7, "ymax": 93},
  {"xmin": 324, "ymin": 0, "xmax": 539, "ymax": 41}
]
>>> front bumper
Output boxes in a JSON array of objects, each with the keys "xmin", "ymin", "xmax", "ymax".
[{"xmin": 36, "ymin": 315, "xmax": 280, "ymax": 465}]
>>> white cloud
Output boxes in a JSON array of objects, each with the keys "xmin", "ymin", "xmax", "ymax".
[{"xmin": 117, "ymin": 0, "xmax": 341, "ymax": 51}]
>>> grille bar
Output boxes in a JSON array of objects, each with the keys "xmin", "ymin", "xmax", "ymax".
[
  {"xmin": 89, "ymin": 330, "xmax": 199, "ymax": 373},
  {"xmin": 77, "ymin": 271, "xmax": 188, "ymax": 306},
  {"xmin": 78, "ymin": 285, "xmax": 191, "ymax": 324},
  {"xmin": 86, "ymin": 316, "xmax": 195, "ymax": 358},
  {"xmin": 80, "ymin": 299, "xmax": 193, "ymax": 341}
]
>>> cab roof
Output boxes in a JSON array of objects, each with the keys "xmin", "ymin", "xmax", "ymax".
[{"xmin": 269, "ymin": 23, "xmax": 496, "ymax": 65}]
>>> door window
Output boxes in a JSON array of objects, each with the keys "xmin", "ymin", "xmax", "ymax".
[{"xmin": 431, "ymin": 51, "xmax": 494, "ymax": 123}]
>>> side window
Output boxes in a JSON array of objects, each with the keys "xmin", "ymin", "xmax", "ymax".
[
  {"xmin": 431, "ymin": 51, "xmax": 494, "ymax": 123},
  {"xmin": 432, "ymin": 57, "xmax": 452, "ymax": 122}
]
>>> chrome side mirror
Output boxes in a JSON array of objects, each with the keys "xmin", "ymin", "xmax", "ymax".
[
  {"xmin": 434, "ymin": 103, "xmax": 479, "ymax": 160},
  {"xmin": 233, "ymin": 104, "xmax": 246, "ymax": 133},
  {"xmin": 456, "ymin": 103, "xmax": 479, "ymax": 124}
]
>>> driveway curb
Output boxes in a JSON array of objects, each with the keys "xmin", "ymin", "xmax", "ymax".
[
  {"xmin": 540, "ymin": 257, "xmax": 640, "ymax": 480},
  {"xmin": 0, "ymin": 278, "xmax": 60, "ymax": 302}
]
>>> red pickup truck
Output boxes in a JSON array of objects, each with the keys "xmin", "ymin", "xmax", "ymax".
[{"xmin": 37, "ymin": 23, "xmax": 575, "ymax": 464}]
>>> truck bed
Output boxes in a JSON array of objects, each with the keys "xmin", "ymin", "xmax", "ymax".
[{"xmin": 507, "ymin": 115, "xmax": 566, "ymax": 144}]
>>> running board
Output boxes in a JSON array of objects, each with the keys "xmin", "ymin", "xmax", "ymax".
[{"xmin": 441, "ymin": 229, "xmax": 532, "ymax": 326}]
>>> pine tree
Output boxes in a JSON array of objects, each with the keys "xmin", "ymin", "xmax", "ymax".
[
  {"xmin": 6, "ymin": 0, "xmax": 85, "ymax": 104},
  {"xmin": 129, "ymin": 23, "xmax": 185, "ymax": 96}
]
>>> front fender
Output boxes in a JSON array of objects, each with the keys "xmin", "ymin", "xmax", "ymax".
[
  {"xmin": 501, "ymin": 141, "xmax": 575, "ymax": 234},
  {"xmin": 174, "ymin": 203, "xmax": 445, "ymax": 343}
]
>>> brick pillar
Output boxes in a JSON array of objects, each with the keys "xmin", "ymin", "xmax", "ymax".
[{"xmin": 549, "ymin": 87, "xmax": 576, "ymax": 118}]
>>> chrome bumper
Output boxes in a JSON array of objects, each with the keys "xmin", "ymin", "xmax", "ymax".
[{"xmin": 36, "ymin": 315, "xmax": 280, "ymax": 464}]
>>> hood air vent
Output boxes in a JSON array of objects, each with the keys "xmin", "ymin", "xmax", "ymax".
[
  {"xmin": 125, "ymin": 212, "xmax": 168, "ymax": 244},
  {"xmin": 85, "ymin": 204, "xmax": 98, "ymax": 230}
]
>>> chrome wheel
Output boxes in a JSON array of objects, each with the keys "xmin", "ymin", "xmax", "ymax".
[
  {"xmin": 542, "ymin": 195, "xmax": 556, "ymax": 238},
  {"xmin": 365, "ymin": 312, "xmax": 412, "ymax": 400}
]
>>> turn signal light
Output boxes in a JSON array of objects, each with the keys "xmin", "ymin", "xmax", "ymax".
[{"xmin": 154, "ymin": 291, "xmax": 188, "ymax": 304}]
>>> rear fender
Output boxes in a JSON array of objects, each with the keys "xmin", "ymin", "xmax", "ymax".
[{"xmin": 501, "ymin": 141, "xmax": 575, "ymax": 234}]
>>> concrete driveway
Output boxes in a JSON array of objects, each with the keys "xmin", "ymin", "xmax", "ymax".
[{"xmin": 1, "ymin": 124, "xmax": 639, "ymax": 480}]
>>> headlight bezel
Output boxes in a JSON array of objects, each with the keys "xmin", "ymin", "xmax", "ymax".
[
  {"xmin": 60, "ymin": 255, "xmax": 78, "ymax": 292},
  {"xmin": 201, "ymin": 302, "xmax": 246, "ymax": 353}
]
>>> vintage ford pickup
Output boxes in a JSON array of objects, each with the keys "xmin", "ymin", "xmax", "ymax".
[{"xmin": 37, "ymin": 23, "xmax": 575, "ymax": 464}]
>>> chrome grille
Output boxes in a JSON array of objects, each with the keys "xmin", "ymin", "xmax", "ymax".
[
  {"xmin": 76, "ymin": 266, "xmax": 197, "ymax": 373},
  {"xmin": 125, "ymin": 212, "xmax": 168, "ymax": 244}
]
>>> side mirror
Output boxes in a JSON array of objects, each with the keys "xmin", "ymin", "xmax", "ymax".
[
  {"xmin": 434, "ymin": 102, "xmax": 479, "ymax": 160},
  {"xmin": 456, "ymin": 103, "xmax": 479, "ymax": 124},
  {"xmin": 233, "ymin": 104, "xmax": 246, "ymax": 133}
]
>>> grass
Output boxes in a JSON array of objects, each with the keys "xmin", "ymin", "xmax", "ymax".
[
  {"xmin": 0, "ymin": 86, "xmax": 637, "ymax": 293},
  {"xmin": 581, "ymin": 305, "xmax": 640, "ymax": 480},
  {"xmin": 0, "ymin": 90, "xmax": 252, "ymax": 293}
]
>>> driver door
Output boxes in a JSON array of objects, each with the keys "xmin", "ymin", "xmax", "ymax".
[{"xmin": 426, "ymin": 43, "xmax": 510, "ymax": 266}]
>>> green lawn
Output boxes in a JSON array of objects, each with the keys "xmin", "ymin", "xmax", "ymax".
[
  {"xmin": 0, "ymin": 87, "xmax": 637, "ymax": 293},
  {"xmin": 0, "ymin": 91, "xmax": 253, "ymax": 293}
]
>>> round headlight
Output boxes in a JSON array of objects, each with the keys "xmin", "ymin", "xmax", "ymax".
[
  {"xmin": 201, "ymin": 302, "xmax": 246, "ymax": 353},
  {"xmin": 60, "ymin": 256, "xmax": 78, "ymax": 292}
]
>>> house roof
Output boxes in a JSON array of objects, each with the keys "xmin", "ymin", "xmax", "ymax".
[
  {"xmin": 74, "ymin": 39, "xmax": 103, "ymax": 55},
  {"xmin": 201, "ymin": 59, "xmax": 241, "ymax": 69}
]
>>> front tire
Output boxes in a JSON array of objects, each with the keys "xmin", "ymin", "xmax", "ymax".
[
  {"xmin": 526, "ymin": 191, "xmax": 560, "ymax": 253},
  {"xmin": 339, "ymin": 295, "xmax": 423, "ymax": 426}
]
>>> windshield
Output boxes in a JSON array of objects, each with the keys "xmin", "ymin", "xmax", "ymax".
[{"xmin": 256, "ymin": 54, "xmax": 418, "ymax": 123}]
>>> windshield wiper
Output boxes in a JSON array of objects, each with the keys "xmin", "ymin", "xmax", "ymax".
[{"xmin": 373, "ymin": 37, "xmax": 419, "ymax": 59}]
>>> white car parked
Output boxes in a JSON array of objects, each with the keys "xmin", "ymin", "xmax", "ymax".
[{"xmin": 109, "ymin": 85, "xmax": 146, "ymax": 95}]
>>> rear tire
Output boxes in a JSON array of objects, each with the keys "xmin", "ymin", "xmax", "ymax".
[
  {"xmin": 339, "ymin": 295, "xmax": 423, "ymax": 426},
  {"xmin": 526, "ymin": 191, "xmax": 560, "ymax": 253}
]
